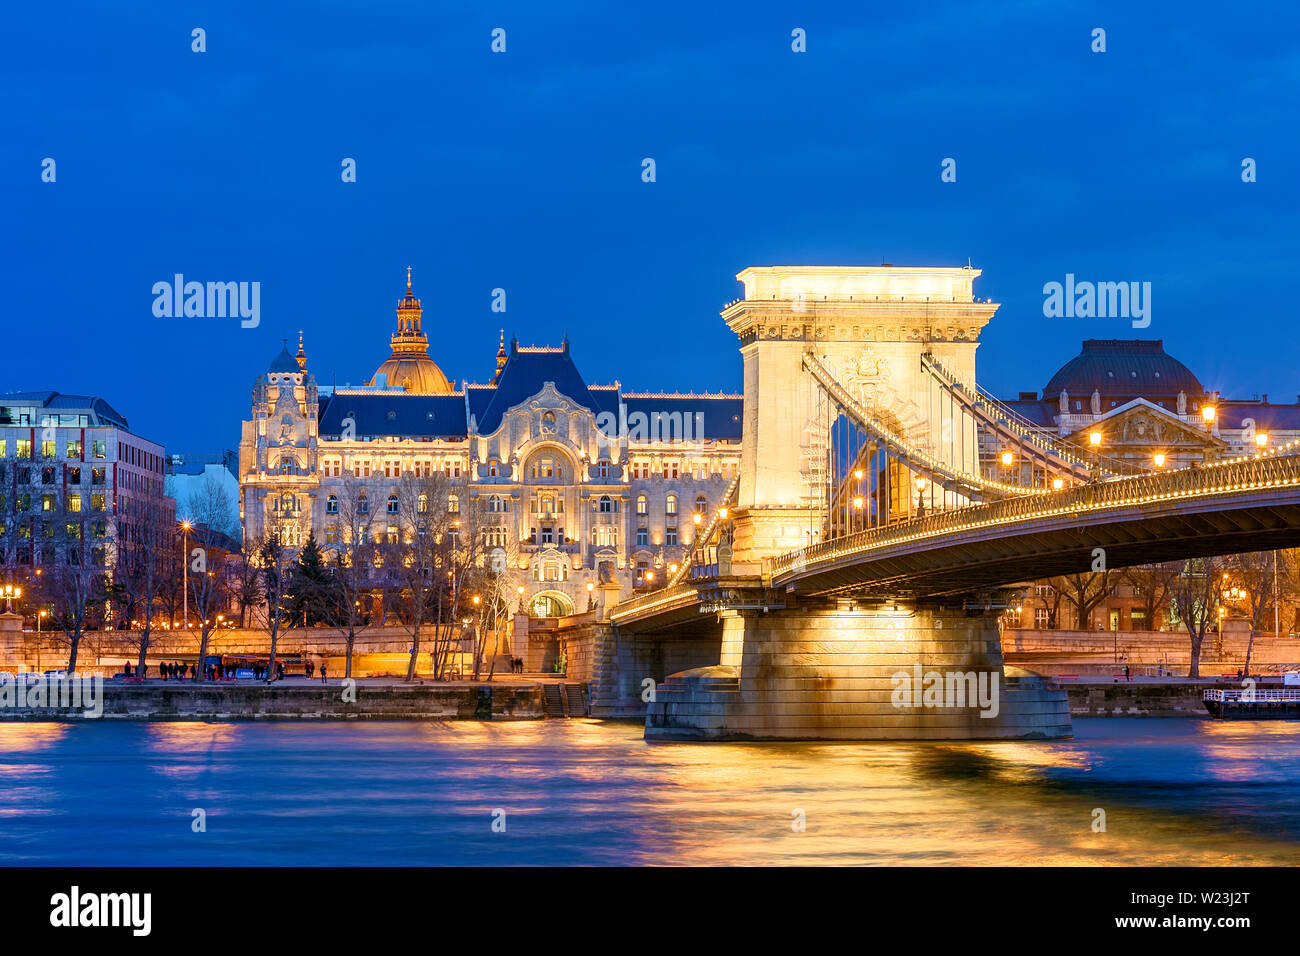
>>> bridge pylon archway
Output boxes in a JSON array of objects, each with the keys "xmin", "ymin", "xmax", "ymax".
[{"xmin": 721, "ymin": 265, "xmax": 998, "ymax": 569}]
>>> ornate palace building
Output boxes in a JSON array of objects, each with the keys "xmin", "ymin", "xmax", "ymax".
[{"xmin": 239, "ymin": 271, "xmax": 742, "ymax": 617}]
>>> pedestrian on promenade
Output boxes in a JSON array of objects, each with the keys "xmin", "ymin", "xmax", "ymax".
[
  {"xmin": 1124, "ymin": 664, "xmax": 1131, "ymax": 682},
  {"xmin": 320, "ymin": 663, "xmax": 327, "ymax": 683},
  {"xmin": 306, "ymin": 660, "xmax": 314, "ymax": 679}
]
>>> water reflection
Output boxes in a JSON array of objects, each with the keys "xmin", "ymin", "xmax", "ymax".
[{"xmin": 0, "ymin": 718, "xmax": 1297, "ymax": 864}]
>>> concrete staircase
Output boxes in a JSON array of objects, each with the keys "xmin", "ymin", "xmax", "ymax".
[
  {"xmin": 541, "ymin": 682, "xmax": 589, "ymax": 717},
  {"xmin": 543, "ymin": 684, "xmax": 565, "ymax": 717},
  {"xmin": 564, "ymin": 683, "xmax": 588, "ymax": 717}
]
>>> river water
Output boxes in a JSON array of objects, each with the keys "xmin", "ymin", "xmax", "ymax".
[{"xmin": 1, "ymin": 717, "xmax": 1298, "ymax": 865}]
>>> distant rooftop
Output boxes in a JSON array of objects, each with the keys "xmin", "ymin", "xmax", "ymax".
[{"xmin": 0, "ymin": 391, "xmax": 130, "ymax": 429}]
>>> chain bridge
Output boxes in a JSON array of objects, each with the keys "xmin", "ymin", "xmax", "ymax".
[{"xmin": 596, "ymin": 266, "xmax": 1300, "ymax": 741}]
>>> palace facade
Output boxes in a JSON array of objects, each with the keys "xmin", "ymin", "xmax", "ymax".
[{"xmin": 238, "ymin": 271, "xmax": 742, "ymax": 617}]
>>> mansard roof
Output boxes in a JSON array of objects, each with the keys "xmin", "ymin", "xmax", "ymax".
[
  {"xmin": 317, "ymin": 392, "xmax": 468, "ymax": 440},
  {"xmin": 620, "ymin": 395, "xmax": 744, "ymax": 441},
  {"xmin": 472, "ymin": 339, "xmax": 618, "ymax": 435}
]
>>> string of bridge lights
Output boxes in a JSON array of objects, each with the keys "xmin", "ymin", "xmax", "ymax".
[{"xmin": 772, "ymin": 451, "xmax": 1300, "ymax": 578}]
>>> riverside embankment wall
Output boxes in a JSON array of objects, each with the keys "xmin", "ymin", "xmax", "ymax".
[{"xmin": 0, "ymin": 681, "xmax": 546, "ymax": 721}]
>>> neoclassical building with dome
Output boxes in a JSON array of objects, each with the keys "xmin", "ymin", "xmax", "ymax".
[
  {"xmin": 238, "ymin": 272, "xmax": 742, "ymax": 618},
  {"xmin": 987, "ymin": 338, "xmax": 1300, "ymax": 476}
]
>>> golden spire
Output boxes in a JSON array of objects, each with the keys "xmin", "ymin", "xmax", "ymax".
[
  {"xmin": 494, "ymin": 329, "xmax": 508, "ymax": 382},
  {"xmin": 396, "ymin": 267, "xmax": 423, "ymax": 336},
  {"xmin": 295, "ymin": 330, "xmax": 307, "ymax": 370}
]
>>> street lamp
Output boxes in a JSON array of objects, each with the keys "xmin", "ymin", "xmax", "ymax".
[
  {"xmin": 914, "ymin": 476, "xmax": 927, "ymax": 517},
  {"xmin": 1256, "ymin": 432, "xmax": 1269, "ymax": 449},
  {"xmin": 1153, "ymin": 452, "xmax": 1166, "ymax": 468},
  {"xmin": 180, "ymin": 521, "xmax": 192, "ymax": 631},
  {"xmin": 1089, "ymin": 431, "xmax": 1102, "ymax": 447},
  {"xmin": 692, "ymin": 512, "xmax": 702, "ymax": 526},
  {"xmin": 1000, "ymin": 450, "xmax": 1014, "ymax": 467},
  {"xmin": 586, "ymin": 580, "xmax": 595, "ymax": 611},
  {"xmin": 1202, "ymin": 405, "xmax": 1216, "ymax": 425},
  {"xmin": 1051, "ymin": 477, "xmax": 1064, "ymax": 491},
  {"xmin": 0, "ymin": 584, "xmax": 21, "ymax": 614}
]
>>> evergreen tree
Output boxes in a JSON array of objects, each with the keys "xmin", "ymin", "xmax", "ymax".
[{"xmin": 290, "ymin": 536, "xmax": 333, "ymax": 627}]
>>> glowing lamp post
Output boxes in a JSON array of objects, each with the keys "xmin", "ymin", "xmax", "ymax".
[
  {"xmin": 1256, "ymin": 432, "xmax": 1269, "ymax": 449},
  {"xmin": 0, "ymin": 584, "xmax": 20, "ymax": 614},
  {"xmin": 1202, "ymin": 405, "xmax": 1216, "ymax": 425},
  {"xmin": 586, "ymin": 580, "xmax": 595, "ymax": 611},
  {"xmin": 180, "ymin": 521, "xmax": 192, "ymax": 631},
  {"xmin": 914, "ymin": 476, "xmax": 927, "ymax": 518}
]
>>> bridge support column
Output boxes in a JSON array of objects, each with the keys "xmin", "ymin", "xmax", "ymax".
[{"xmin": 645, "ymin": 599, "xmax": 1070, "ymax": 741}]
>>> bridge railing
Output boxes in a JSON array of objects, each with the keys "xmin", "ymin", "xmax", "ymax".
[
  {"xmin": 770, "ymin": 449, "xmax": 1300, "ymax": 579},
  {"xmin": 608, "ymin": 582, "xmax": 699, "ymax": 624},
  {"xmin": 667, "ymin": 471, "xmax": 741, "ymax": 587}
]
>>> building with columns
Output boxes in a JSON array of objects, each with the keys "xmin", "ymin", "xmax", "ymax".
[{"xmin": 238, "ymin": 271, "xmax": 742, "ymax": 617}]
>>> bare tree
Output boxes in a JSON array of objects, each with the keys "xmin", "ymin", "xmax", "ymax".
[
  {"xmin": 1171, "ymin": 556, "xmax": 1225, "ymax": 679},
  {"xmin": 186, "ymin": 475, "xmax": 237, "ymax": 680},
  {"xmin": 1033, "ymin": 581, "xmax": 1064, "ymax": 629},
  {"xmin": 387, "ymin": 470, "xmax": 456, "ymax": 681},
  {"xmin": 111, "ymin": 493, "xmax": 175, "ymax": 674},
  {"xmin": 258, "ymin": 521, "xmax": 299, "ymax": 681},
  {"xmin": 1225, "ymin": 550, "xmax": 1279, "ymax": 678},
  {"xmin": 40, "ymin": 497, "xmax": 111, "ymax": 673},
  {"xmin": 1120, "ymin": 562, "xmax": 1181, "ymax": 631},
  {"xmin": 1050, "ymin": 571, "xmax": 1113, "ymax": 631},
  {"xmin": 475, "ymin": 543, "xmax": 519, "ymax": 681},
  {"xmin": 229, "ymin": 537, "xmax": 264, "ymax": 629},
  {"xmin": 321, "ymin": 471, "xmax": 378, "ymax": 680}
]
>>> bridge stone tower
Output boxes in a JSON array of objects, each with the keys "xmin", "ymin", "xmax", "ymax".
[{"xmin": 721, "ymin": 266, "xmax": 999, "ymax": 569}]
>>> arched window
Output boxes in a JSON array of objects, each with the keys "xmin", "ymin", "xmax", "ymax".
[
  {"xmin": 695, "ymin": 494, "xmax": 707, "ymax": 514},
  {"xmin": 636, "ymin": 495, "xmax": 647, "ymax": 516},
  {"xmin": 666, "ymin": 494, "xmax": 678, "ymax": 516},
  {"xmin": 387, "ymin": 494, "xmax": 399, "ymax": 515},
  {"xmin": 358, "ymin": 494, "xmax": 369, "ymax": 514},
  {"xmin": 417, "ymin": 494, "xmax": 428, "ymax": 514},
  {"xmin": 598, "ymin": 495, "xmax": 614, "ymax": 514},
  {"xmin": 448, "ymin": 494, "xmax": 460, "ymax": 514},
  {"xmin": 326, "ymin": 495, "xmax": 338, "ymax": 514},
  {"xmin": 487, "ymin": 495, "xmax": 506, "ymax": 513}
]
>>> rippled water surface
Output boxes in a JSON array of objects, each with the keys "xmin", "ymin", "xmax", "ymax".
[{"xmin": 1, "ymin": 718, "xmax": 1298, "ymax": 865}]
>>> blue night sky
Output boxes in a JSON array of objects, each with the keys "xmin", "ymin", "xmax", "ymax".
[{"xmin": 3, "ymin": 1, "xmax": 1298, "ymax": 454}]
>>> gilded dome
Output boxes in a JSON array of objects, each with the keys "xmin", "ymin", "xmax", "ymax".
[
  {"xmin": 372, "ymin": 356, "xmax": 453, "ymax": 394},
  {"xmin": 368, "ymin": 268, "xmax": 454, "ymax": 395}
]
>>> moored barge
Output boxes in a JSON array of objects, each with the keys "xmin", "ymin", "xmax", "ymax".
[{"xmin": 1204, "ymin": 688, "xmax": 1300, "ymax": 719}]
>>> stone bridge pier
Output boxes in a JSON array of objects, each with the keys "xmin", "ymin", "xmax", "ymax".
[{"xmin": 643, "ymin": 596, "xmax": 1070, "ymax": 741}]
